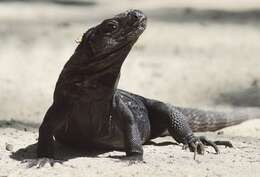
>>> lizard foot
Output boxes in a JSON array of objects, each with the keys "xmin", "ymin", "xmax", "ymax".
[
  {"xmin": 198, "ymin": 136, "xmax": 233, "ymax": 152},
  {"xmin": 184, "ymin": 136, "xmax": 233, "ymax": 159},
  {"xmin": 21, "ymin": 158, "xmax": 63, "ymax": 168}
]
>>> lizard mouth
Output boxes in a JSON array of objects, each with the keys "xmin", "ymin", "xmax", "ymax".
[
  {"xmin": 125, "ymin": 10, "xmax": 147, "ymax": 41},
  {"xmin": 134, "ymin": 17, "xmax": 147, "ymax": 31}
]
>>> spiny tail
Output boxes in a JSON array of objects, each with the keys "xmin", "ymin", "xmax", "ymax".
[{"xmin": 176, "ymin": 107, "xmax": 260, "ymax": 132}]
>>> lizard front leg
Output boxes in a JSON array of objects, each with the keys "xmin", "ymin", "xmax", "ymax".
[
  {"xmin": 113, "ymin": 97, "xmax": 143, "ymax": 162},
  {"xmin": 23, "ymin": 101, "xmax": 71, "ymax": 168}
]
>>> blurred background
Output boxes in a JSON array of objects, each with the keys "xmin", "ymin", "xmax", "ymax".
[{"xmin": 0, "ymin": 0, "xmax": 260, "ymax": 124}]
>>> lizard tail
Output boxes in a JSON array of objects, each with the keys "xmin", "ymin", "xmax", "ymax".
[{"xmin": 176, "ymin": 107, "xmax": 260, "ymax": 132}]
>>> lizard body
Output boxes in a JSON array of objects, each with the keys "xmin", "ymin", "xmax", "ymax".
[{"xmin": 29, "ymin": 10, "xmax": 260, "ymax": 167}]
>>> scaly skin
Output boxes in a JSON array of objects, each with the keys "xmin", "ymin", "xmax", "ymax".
[{"xmin": 26, "ymin": 10, "xmax": 260, "ymax": 168}]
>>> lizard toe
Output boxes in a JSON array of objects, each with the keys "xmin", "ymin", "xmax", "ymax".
[{"xmin": 22, "ymin": 158, "xmax": 63, "ymax": 168}]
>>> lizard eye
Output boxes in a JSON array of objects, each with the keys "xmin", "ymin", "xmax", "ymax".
[{"xmin": 103, "ymin": 20, "xmax": 118, "ymax": 34}]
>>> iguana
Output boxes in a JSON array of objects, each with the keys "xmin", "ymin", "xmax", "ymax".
[{"xmin": 26, "ymin": 9, "xmax": 260, "ymax": 167}]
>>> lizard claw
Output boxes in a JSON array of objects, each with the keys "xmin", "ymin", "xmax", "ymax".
[
  {"xmin": 197, "ymin": 136, "xmax": 219, "ymax": 154},
  {"xmin": 22, "ymin": 158, "xmax": 63, "ymax": 168},
  {"xmin": 187, "ymin": 138, "xmax": 205, "ymax": 160},
  {"xmin": 198, "ymin": 136, "xmax": 233, "ymax": 153},
  {"xmin": 186, "ymin": 136, "xmax": 233, "ymax": 158}
]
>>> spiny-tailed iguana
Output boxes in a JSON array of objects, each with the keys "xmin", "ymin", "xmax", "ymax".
[{"xmin": 25, "ymin": 9, "xmax": 260, "ymax": 167}]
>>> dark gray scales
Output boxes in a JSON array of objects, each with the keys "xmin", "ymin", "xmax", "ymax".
[{"xmin": 25, "ymin": 10, "xmax": 260, "ymax": 167}]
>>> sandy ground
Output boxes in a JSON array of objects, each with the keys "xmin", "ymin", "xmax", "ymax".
[
  {"xmin": 1, "ymin": 0, "xmax": 260, "ymax": 176},
  {"xmin": 0, "ymin": 120, "xmax": 260, "ymax": 177}
]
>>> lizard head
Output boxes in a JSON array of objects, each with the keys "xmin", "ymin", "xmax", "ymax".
[
  {"xmin": 82, "ymin": 9, "xmax": 146, "ymax": 57},
  {"xmin": 71, "ymin": 10, "xmax": 147, "ymax": 69}
]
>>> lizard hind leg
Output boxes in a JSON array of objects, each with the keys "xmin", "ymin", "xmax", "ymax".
[
  {"xmin": 145, "ymin": 99, "xmax": 232, "ymax": 158},
  {"xmin": 167, "ymin": 107, "xmax": 233, "ymax": 156}
]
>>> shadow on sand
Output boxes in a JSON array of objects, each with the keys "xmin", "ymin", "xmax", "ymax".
[
  {"xmin": 0, "ymin": 120, "xmax": 106, "ymax": 162},
  {"xmin": 9, "ymin": 140, "xmax": 179, "ymax": 163},
  {"xmin": 9, "ymin": 142, "xmax": 111, "ymax": 163},
  {"xmin": 214, "ymin": 81, "xmax": 260, "ymax": 107},
  {"xmin": 0, "ymin": 120, "xmax": 39, "ymax": 131}
]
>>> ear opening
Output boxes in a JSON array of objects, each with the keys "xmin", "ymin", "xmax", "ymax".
[
  {"xmin": 75, "ymin": 28, "xmax": 95, "ymax": 52},
  {"xmin": 82, "ymin": 27, "xmax": 95, "ymax": 41}
]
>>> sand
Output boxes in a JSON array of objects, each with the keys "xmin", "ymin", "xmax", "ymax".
[{"xmin": 0, "ymin": 0, "xmax": 260, "ymax": 176}]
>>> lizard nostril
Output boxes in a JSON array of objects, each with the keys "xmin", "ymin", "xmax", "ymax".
[
  {"xmin": 127, "ymin": 10, "xmax": 141, "ymax": 22},
  {"xmin": 132, "ymin": 13, "xmax": 139, "ymax": 20}
]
